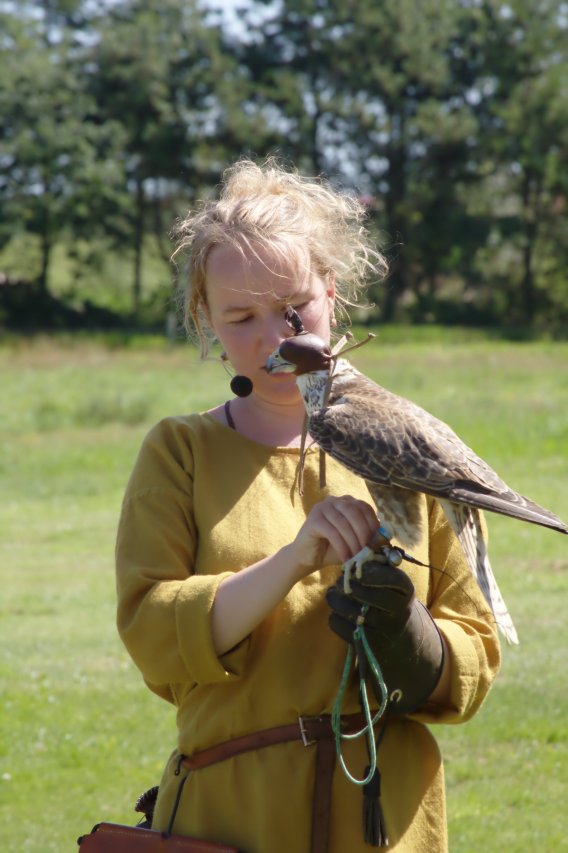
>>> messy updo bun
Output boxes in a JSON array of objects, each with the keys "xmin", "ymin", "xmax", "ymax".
[{"xmin": 172, "ymin": 157, "xmax": 387, "ymax": 355}]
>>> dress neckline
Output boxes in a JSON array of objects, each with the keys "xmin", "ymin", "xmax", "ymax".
[
  {"xmin": 203, "ymin": 408, "xmax": 316, "ymax": 454},
  {"xmin": 224, "ymin": 400, "xmax": 236, "ymax": 430}
]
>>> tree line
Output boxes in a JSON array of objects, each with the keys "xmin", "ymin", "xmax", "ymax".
[{"xmin": 1, "ymin": 0, "xmax": 567, "ymax": 330}]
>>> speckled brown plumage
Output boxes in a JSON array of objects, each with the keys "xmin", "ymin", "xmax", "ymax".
[{"xmin": 286, "ymin": 353, "xmax": 568, "ymax": 645}]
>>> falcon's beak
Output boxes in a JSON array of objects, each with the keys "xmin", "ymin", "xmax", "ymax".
[{"xmin": 265, "ymin": 350, "xmax": 297, "ymax": 374}]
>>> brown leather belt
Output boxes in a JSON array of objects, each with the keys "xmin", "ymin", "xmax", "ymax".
[{"xmin": 180, "ymin": 713, "xmax": 370, "ymax": 853}]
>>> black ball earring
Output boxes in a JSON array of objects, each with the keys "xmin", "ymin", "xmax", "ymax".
[
  {"xmin": 221, "ymin": 352, "xmax": 253, "ymax": 398},
  {"xmin": 230, "ymin": 375, "xmax": 253, "ymax": 397}
]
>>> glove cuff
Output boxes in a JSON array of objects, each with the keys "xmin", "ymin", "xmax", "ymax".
[{"xmin": 368, "ymin": 602, "xmax": 444, "ymax": 715}]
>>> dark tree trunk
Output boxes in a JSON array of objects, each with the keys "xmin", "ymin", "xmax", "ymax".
[
  {"xmin": 132, "ymin": 174, "xmax": 146, "ymax": 316},
  {"xmin": 520, "ymin": 172, "xmax": 537, "ymax": 325},
  {"xmin": 382, "ymin": 112, "xmax": 408, "ymax": 322},
  {"xmin": 521, "ymin": 238, "xmax": 535, "ymax": 323},
  {"xmin": 37, "ymin": 211, "xmax": 51, "ymax": 295}
]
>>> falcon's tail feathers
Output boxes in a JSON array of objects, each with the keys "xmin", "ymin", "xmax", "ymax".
[
  {"xmin": 441, "ymin": 500, "xmax": 519, "ymax": 645},
  {"xmin": 450, "ymin": 486, "xmax": 568, "ymax": 535}
]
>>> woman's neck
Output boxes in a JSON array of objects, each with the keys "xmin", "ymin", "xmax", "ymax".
[{"xmin": 211, "ymin": 394, "xmax": 308, "ymax": 447}]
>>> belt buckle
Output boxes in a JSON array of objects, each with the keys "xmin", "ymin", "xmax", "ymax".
[{"xmin": 298, "ymin": 715, "xmax": 316, "ymax": 747}]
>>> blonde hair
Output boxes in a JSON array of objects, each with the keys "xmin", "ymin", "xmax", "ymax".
[{"xmin": 172, "ymin": 157, "xmax": 387, "ymax": 355}]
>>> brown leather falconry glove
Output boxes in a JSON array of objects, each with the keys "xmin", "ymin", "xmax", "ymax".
[{"xmin": 326, "ymin": 556, "xmax": 444, "ymax": 715}]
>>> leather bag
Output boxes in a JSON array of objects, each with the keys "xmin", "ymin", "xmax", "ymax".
[{"xmin": 77, "ymin": 821, "xmax": 241, "ymax": 852}]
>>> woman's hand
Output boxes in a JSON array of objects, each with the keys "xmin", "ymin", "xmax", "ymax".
[
  {"xmin": 212, "ymin": 495, "xmax": 378, "ymax": 656},
  {"xmin": 326, "ymin": 558, "xmax": 447, "ymax": 713},
  {"xmin": 289, "ymin": 495, "xmax": 379, "ymax": 579}
]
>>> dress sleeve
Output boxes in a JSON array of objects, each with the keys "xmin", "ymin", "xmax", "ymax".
[
  {"xmin": 413, "ymin": 499, "xmax": 501, "ymax": 725},
  {"xmin": 115, "ymin": 419, "xmax": 250, "ymax": 703}
]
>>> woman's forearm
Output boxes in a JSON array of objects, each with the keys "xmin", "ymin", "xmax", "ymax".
[
  {"xmin": 211, "ymin": 495, "xmax": 379, "ymax": 656},
  {"xmin": 211, "ymin": 544, "xmax": 303, "ymax": 655}
]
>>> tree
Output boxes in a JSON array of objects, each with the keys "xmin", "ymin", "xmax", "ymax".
[
  {"xmin": 242, "ymin": 0, "xmax": 488, "ymax": 320},
  {"xmin": 0, "ymin": 2, "xmax": 113, "ymax": 293},
  {"xmin": 86, "ymin": 0, "xmax": 260, "ymax": 315},
  {"xmin": 471, "ymin": 0, "xmax": 568, "ymax": 326},
  {"xmin": 2, "ymin": 0, "xmax": 567, "ymax": 328}
]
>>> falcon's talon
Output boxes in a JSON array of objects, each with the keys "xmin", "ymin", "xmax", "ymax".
[{"xmin": 342, "ymin": 545, "xmax": 375, "ymax": 593}]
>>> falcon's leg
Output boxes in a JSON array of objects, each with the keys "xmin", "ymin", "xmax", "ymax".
[
  {"xmin": 342, "ymin": 525, "xmax": 402, "ymax": 592},
  {"xmin": 342, "ymin": 546, "xmax": 375, "ymax": 593}
]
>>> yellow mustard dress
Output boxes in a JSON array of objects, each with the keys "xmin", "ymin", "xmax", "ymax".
[{"xmin": 115, "ymin": 413, "xmax": 500, "ymax": 853}]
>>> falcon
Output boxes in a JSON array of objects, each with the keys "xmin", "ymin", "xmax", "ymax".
[{"xmin": 266, "ymin": 332, "xmax": 568, "ymax": 645}]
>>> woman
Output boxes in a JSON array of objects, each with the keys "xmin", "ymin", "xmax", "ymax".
[{"xmin": 115, "ymin": 158, "xmax": 500, "ymax": 852}]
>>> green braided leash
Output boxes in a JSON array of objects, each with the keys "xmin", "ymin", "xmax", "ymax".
[{"xmin": 331, "ymin": 604, "xmax": 389, "ymax": 786}]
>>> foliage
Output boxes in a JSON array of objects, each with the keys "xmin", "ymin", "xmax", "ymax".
[
  {"xmin": 0, "ymin": 3, "xmax": 121, "ymax": 292},
  {"xmin": 241, "ymin": 0, "xmax": 568, "ymax": 325},
  {"xmin": 473, "ymin": 0, "xmax": 568, "ymax": 325},
  {"xmin": 86, "ymin": 0, "xmax": 242, "ymax": 312},
  {"xmin": 0, "ymin": 0, "xmax": 567, "ymax": 327}
]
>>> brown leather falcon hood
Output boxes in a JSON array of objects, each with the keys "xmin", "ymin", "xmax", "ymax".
[{"xmin": 267, "ymin": 333, "xmax": 332, "ymax": 375}]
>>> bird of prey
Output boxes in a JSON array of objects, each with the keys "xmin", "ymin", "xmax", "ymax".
[{"xmin": 266, "ymin": 332, "xmax": 568, "ymax": 644}]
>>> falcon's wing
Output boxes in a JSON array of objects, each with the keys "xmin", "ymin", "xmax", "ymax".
[
  {"xmin": 308, "ymin": 388, "xmax": 489, "ymax": 495},
  {"xmin": 309, "ymin": 372, "xmax": 568, "ymax": 533}
]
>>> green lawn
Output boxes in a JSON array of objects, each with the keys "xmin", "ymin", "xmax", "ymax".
[{"xmin": 1, "ymin": 330, "xmax": 567, "ymax": 851}]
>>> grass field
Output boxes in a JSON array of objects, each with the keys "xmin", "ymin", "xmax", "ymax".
[{"xmin": 1, "ymin": 329, "xmax": 567, "ymax": 852}]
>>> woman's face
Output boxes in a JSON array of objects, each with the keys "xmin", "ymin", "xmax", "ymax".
[{"xmin": 205, "ymin": 243, "xmax": 335, "ymax": 405}]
